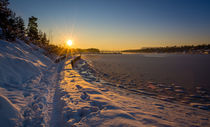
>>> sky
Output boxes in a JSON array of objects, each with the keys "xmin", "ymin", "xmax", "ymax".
[{"xmin": 10, "ymin": 0, "xmax": 210, "ymax": 50}]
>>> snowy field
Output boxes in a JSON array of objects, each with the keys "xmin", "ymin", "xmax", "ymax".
[{"xmin": 0, "ymin": 40, "xmax": 210, "ymax": 127}]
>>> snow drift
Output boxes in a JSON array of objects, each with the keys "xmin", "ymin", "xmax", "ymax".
[
  {"xmin": 0, "ymin": 94, "xmax": 23, "ymax": 127},
  {"xmin": 0, "ymin": 40, "xmax": 51, "ymax": 86},
  {"xmin": 0, "ymin": 39, "xmax": 56, "ymax": 126}
]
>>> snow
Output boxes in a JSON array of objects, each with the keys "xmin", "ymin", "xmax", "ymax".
[
  {"xmin": 0, "ymin": 94, "xmax": 23, "ymax": 127},
  {"xmin": 0, "ymin": 39, "xmax": 57, "ymax": 126},
  {"xmin": 0, "ymin": 39, "xmax": 210, "ymax": 127},
  {"xmin": 58, "ymin": 59, "xmax": 210, "ymax": 127},
  {"xmin": 0, "ymin": 39, "xmax": 51, "ymax": 86}
]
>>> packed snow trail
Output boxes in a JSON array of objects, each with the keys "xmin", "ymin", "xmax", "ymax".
[
  {"xmin": 56, "ymin": 59, "xmax": 210, "ymax": 127},
  {"xmin": 49, "ymin": 61, "xmax": 66, "ymax": 127}
]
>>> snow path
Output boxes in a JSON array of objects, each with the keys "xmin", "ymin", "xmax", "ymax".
[
  {"xmin": 56, "ymin": 59, "xmax": 210, "ymax": 127},
  {"xmin": 22, "ymin": 63, "xmax": 59, "ymax": 126},
  {"xmin": 21, "ymin": 58, "xmax": 66, "ymax": 127},
  {"xmin": 49, "ymin": 61, "xmax": 66, "ymax": 127},
  {"xmin": 50, "ymin": 85, "xmax": 65, "ymax": 127}
]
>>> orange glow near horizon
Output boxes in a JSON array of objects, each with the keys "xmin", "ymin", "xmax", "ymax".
[
  {"xmin": 50, "ymin": 33, "xmax": 210, "ymax": 51},
  {"xmin": 48, "ymin": 27, "xmax": 210, "ymax": 50}
]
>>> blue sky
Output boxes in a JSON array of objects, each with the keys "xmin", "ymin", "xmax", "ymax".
[{"xmin": 10, "ymin": 0, "xmax": 210, "ymax": 50}]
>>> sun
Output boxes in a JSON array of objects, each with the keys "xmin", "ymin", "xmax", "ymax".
[{"xmin": 67, "ymin": 40, "xmax": 73, "ymax": 46}]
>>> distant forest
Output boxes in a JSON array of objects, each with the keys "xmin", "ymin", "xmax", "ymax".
[{"xmin": 122, "ymin": 44, "xmax": 210, "ymax": 54}]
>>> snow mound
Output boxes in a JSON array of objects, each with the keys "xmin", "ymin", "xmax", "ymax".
[
  {"xmin": 0, "ymin": 56, "xmax": 40, "ymax": 85},
  {"xmin": 0, "ymin": 94, "xmax": 23, "ymax": 127},
  {"xmin": 0, "ymin": 39, "xmax": 52, "ymax": 86},
  {"xmin": 0, "ymin": 39, "xmax": 57, "ymax": 126}
]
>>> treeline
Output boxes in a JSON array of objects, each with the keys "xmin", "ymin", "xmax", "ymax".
[
  {"xmin": 0, "ymin": 0, "xmax": 69, "ymax": 56},
  {"xmin": 0, "ymin": 0, "xmax": 25, "ymax": 41},
  {"xmin": 72, "ymin": 48, "xmax": 100, "ymax": 54},
  {"xmin": 122, "ymin": 44, "xmax": 210, "ymax": 54}
]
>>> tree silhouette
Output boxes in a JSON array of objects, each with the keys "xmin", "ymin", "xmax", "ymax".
[
  {"xmin": 27, "ymin": 16, "xmax": 38, "ymax": 42},
  {"xmin": 6, "ymin": 11, "xmax": 17, "ymax": 41},
  {"xmin": 15, "ymin": 16, "xmax": 25, "ymax": 40},
  {"xmin": 41, "ymin": 32, "xmax": 49, "ymax": 46},
  {"xmin": 0, "ymin": 0, "xmax": 12, "ymax": 40}
]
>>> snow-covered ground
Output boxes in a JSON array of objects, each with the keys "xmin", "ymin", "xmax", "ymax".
[
  {"xmin": 0, "ymin": 39, "xmax": 210, "ymax": 127},
  {"xmin": 58, "ymin": 59, "xmax": 210, "ymax": 127},
  {"xmin": 0, "ymin": 40, "xmax": 62, "ymax": 126}
]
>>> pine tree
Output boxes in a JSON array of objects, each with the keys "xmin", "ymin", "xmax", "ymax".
[
  {"xmin": 27, "ymin": 16, "xmax": 38, "ymax": 42},
  {"xmin": 38, "ymin": 29, "xmax": 43, "ymax": 46},
  {"xmin": 41, "ymin": 32, "xmax": 47, "ymax": 45},
  {"xmin": 0, "ymin": 0, "xmax": 12, "ymax": 40},
  {"xmin": 37, "ymin": 30, "xmax": 49, "ymax": 47},
  {"xmin": 6, "ymin": 11, "xmax": 17, "ymax": 41},
  {"xmin": 15, "ymin": 16, "xmax": 25, "ymax": 40}
]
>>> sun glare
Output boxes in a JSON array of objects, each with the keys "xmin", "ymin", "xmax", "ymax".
[{"xmin": 67, "ymin": 40, "xmax": 73, "ymax": 46}]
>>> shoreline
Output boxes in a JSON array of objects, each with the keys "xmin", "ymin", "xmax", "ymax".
[{"xmin": 81, "ymin": 52, "xmax": 210, "ymax": 55}]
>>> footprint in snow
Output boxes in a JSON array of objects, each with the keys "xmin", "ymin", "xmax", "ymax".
[
  {"xmin": 100, "ymin": 89, "xmax": 109, "ymax": 92},
  {"xmin": 154, "ymin": 104, "xmax": 165, "ymax": 110},
  {"xmin": 81, "ymin": 92, "xmax": 90, "ymax": 100},
  {"xmin": 76, "ymin": 85, "xmax": 82, "ymax": 90}
]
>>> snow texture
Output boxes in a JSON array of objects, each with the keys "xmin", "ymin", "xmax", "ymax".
[
  {"xmin": 0, "ymin": 94, "xmax": 23, "ymax": 127},
  {"xmin": 0, "ymin": 39, "xmax": 58, "ymax": 127}
]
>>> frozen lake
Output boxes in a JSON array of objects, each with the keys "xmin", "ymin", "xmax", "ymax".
[{"xmin": 82, "ymin": 53, "xmax": 210, "ymax": 93}]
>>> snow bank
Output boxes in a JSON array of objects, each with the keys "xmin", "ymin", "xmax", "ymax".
[
  {"xmin": 0, "ymin": 94, "xmax": 23, "ymax": 127},
  {"xmin": 0, "ymin": 39, "xmax": 57, "ymax": 126},
  {"xmin": 0, "ymin": 39, "xmax": 52, "ymax": 86}
]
